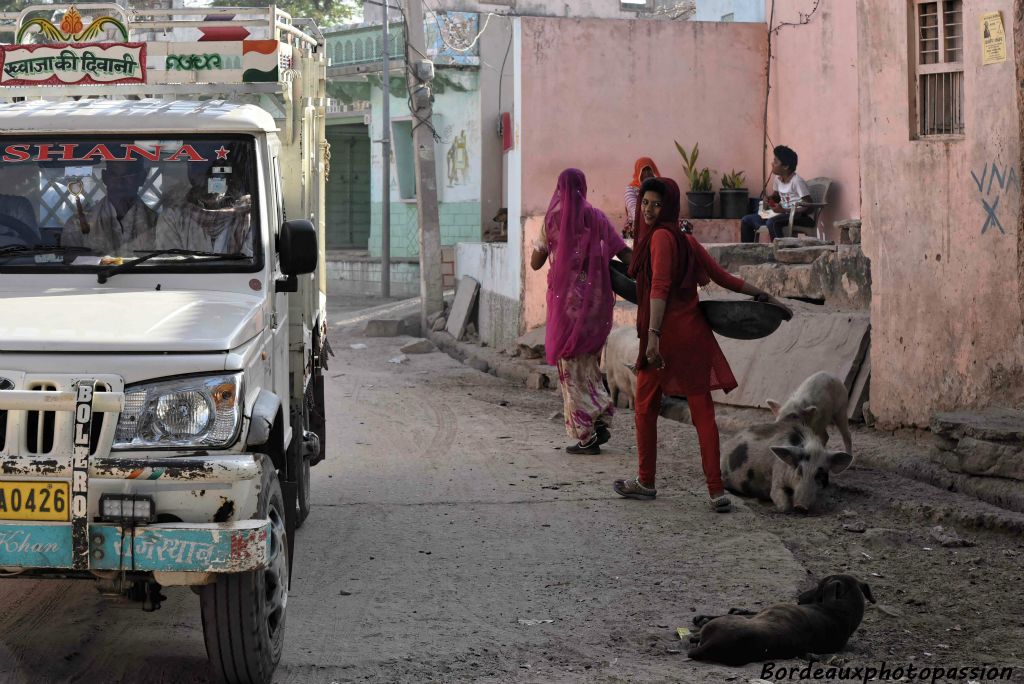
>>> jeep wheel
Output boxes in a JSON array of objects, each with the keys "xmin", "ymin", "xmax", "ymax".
[{"xmin": 200, "ymin": 458, "xmax": 289, "ymax": 684}]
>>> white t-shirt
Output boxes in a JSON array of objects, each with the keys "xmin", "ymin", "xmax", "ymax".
[{"xmin": 775, "ymin": 174, "xmax": 811, "ymax": 211}]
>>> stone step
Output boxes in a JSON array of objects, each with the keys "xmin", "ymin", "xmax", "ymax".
[
  {"xmin": 930, "ymin": 408, "xmax": 1024, "ymax": 483},
  {"xmin": 931, "ymin": 408, "xmax": 1024, "ymax": 443}
]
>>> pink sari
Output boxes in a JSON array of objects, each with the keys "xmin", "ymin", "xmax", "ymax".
[{"xmin": 544, "ymin": 168, "xmax": 626, "ymax": 366}]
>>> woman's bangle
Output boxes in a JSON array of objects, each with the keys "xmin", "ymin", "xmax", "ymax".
[{"xmin": 648, "ymin": 328, "xmax": 661, "ymax": 337}]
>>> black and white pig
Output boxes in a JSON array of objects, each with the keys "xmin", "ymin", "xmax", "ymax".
[{"xmin": 720, "ymin": 419, "xmax": 852, "ymax": 513}]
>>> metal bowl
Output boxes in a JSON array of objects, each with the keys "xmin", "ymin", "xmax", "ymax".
[
  {"xmin": 698, "ymin": 299, "xmax": 793, "ymax": 340},
  {"xmin": 609, "ymin": 260, "xmax": 637, "ymax": 304}
]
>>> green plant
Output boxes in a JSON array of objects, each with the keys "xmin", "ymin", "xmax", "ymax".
[
  {"xmin": 674, "ymin": 140, "xmax": 712, "ymax": 192},
  {"xmin": 721, "ymin": 169, "xmax": 747, "ymax": 190}
]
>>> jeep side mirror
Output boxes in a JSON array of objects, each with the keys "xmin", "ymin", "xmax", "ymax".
[
  {"xmin": 279, "ymin": 219, "xmax": 317, "ymax": 275},
  {"xmin": 275, "ymin": 219, "xmax": 317, "ymax": 292}
]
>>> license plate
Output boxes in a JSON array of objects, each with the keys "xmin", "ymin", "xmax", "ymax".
[{"xmin": 0, "ymin": 481, "xmax": 70, "ymax": 521}]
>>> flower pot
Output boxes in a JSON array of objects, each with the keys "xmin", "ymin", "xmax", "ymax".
[
  {"xmin": 686, "ymin": 191, "xmax": 715, "ymax": 219},
  {"xmin": 719, "ymin": 188, "xmax": 749, "ymax": 219}
]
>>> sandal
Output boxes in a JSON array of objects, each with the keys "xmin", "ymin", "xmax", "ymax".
[
  {"xmin": 710, "ymin": 494, "xmax": 733, "ymax": 513},
  {"xmin": 613, "ymin": 477, "xmax": 657, "ymax": 500},
  {"xmin": 567, "ymin": 435, "xmax": 600, "ymax": 455}
]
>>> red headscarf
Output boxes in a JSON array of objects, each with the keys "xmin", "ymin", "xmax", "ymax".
[
  {"xmin": 543, "ymin": 168, "xmax": 619, "ymax": 365},
  {"xmin": 629, "ymin": 157, "xmax": 661, "ymax": 188},
  {"xmin": 627, "ymin": 177, "xmax": 709, "ymax": 368}
]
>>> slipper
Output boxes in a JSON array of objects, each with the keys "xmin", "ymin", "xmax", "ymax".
[
  {"xmin": 710, "ymin": 494, "xmax": 733, "ymax": 513},
  {"xmin": 613, "ymin": 477, "xmax": 657, "ymax": 500}
]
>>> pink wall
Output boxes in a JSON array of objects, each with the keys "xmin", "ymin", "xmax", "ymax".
[
  {"xmin": 858, "ymin": 0, "xmax": 1024, "ymax": 427},
  {"xmin": 519, "ymin": 17, "xmax": 768, "ymax": 220},
  {"xmin": 518, "ymin": 17, "xmax": 768, "ymax": 332},
  {"xmin": 768, "ymin": 0, "xmax": 862, "ymax": 235}
]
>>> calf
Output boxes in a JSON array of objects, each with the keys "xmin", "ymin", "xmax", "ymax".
[
  {"xmin": 602, "ymin": 326, "xmax": 638, "ymax": 409},
  {"xmin": 688, "ymin": 574, "xmax": 875, "ymax": 666},
  {"xmin": 720, "ymin": 419, "xmax": 852, "ymax": 513},
  {"xmin": 767, "ymin": 371, "xmax": 853, "ymax": 455}
]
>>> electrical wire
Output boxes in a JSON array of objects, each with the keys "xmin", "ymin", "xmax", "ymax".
[
  {"xmin": 760, "ymin": 0, "xmax": 820, "ymax": 198},
  {"xmin": 496, "ymin": 14, "xmax": 512, "ymax": 122}
]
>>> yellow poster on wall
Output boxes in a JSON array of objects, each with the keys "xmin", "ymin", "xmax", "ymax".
[{"xmin": 981, "ymin": 11, "xmax": 1006, "ymax": 65}]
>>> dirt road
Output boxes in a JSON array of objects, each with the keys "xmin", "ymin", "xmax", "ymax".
[{"xmin": 0, "ymin": 297, "xmax": 1021, "ymax": 683}]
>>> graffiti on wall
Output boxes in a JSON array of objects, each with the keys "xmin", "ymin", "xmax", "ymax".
[
  {"xmin": 970, "ymin": 161, "xmax": 1019, "ymax": 235},
  {"xmin": 446, "ymin": 129, "xmax": 469, "ymax": 187}
]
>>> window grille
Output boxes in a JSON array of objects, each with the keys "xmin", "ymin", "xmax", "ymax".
[{"xmin": 913, "ymin": 0, "xmax": 964, "ymax": 137}]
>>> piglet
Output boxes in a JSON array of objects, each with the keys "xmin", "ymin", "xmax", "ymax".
[
  {"xmin": 720, "ymin": 419, "xmax": 852, "ymax": 513},
  {"xmin": 767, "ymin": 371, "xmax": 853, "ymax": 455}
]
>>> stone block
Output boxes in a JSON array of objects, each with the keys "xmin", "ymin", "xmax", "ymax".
[
  {"xmin": 774, "ymin": 237, "xmax": 833, "ymax": 249},
  {"xmin": 931, "ymin": 408, "xmax": 1024, "ymax": 443},
  {"xmin": 774, "ymin": 245, "xmax": 835, "ymax": 264},
  {"xmin": 835, "ymin": 219, "xmax": 862, "ymax": 244},
  {"xmin": 468, "ymin": 357, "xmax": 490, "ymax": 373},
  {"xmin": 432, "ymin": 316, "xmax": 447, "ymax": 332},
  {"xmin": 952, "ymin": 437, "xmax": 1024, "ymax": 481},
  {"xmin": 705, "ymin": 243, "xmax": 775, "ymax": 271},
  {"xmin": 402, "ymin": 313, "xmax": 422, "ymax": 337},
  {"xmin": 527, "ymin": 371, "xmax": 549, "ymax": 390},
  {"xmin": 446, "ymin": 276, "xmax": 480, "ymax": 341},
  {"xmin": 738, "ymin": 263, "xmax": 825, "ymax": 301},
  {"xmin": 401, "ymin": 339, "xmax": 436, "ymax": 354},
  {"xmin": 739, "ymin": 245, "xmax": 871, "ymax": 310},
  {"xmin": 364, "ymin": 319, "xmax": 404, "ymax": 337},
  {"xmin": 516, "ymin": 326, "xmax": 546, "ymax": 360}
]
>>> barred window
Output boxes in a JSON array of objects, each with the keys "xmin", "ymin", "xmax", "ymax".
[{"xmin": 913, "ymin": 0, "xmax": 964, "ymax": 137}]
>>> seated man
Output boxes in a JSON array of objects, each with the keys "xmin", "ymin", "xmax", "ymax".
[
  {"xmin": 61, "ymin": 159, "xmax": 157, "ymax": 255},
  {"xmin": 740, "ymin": 145, "xmax": 813, "ymax": 243},
  {"xmin": 155, "ymin": 159, "xmax": 252, "ymax": 256}
]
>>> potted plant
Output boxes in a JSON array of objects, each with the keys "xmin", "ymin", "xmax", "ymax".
[
  {"xmin": 719, "ymin": 169, "xmax": 749, "ymax": 219},
  {"xmin": 675, "ymin": 141, "xmax": 714, "ymax": 219}
]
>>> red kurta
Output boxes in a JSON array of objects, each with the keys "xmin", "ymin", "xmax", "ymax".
[{"xmin": 646, "ymin": 231, "xmax": 743, "ymax": 396}]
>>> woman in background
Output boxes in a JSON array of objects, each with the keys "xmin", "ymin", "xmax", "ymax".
[{"xmin": 531, "ymin": 168, "xmax": 632, "ymax": 454}]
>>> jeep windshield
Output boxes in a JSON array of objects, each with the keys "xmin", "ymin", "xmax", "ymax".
[{"xmin": 0, "ymin": 135, "xmax": 259, "ymax": 272}]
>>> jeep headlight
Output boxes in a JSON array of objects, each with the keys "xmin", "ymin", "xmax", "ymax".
[{"xmin": 114, "ymin": 374, "xmax": 242, "ymax": 449}]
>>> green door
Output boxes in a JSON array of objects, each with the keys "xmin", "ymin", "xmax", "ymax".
[{"xmin": 325, "ymin": 123, "xmax": 371, "ymax": 249}]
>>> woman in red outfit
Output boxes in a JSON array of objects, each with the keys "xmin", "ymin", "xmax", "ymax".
[{"xmin": 613, "ymin": 178, "xmax": 791, "ymax": 511}]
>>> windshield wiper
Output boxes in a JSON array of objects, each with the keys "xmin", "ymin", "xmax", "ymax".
[
  {"xmin": 0, "ymin": 244, "xmax": 95, "ymax": 264},
  {"xmin": 97, "ymin": 248, "xmax": 249, "ymax": 283}
]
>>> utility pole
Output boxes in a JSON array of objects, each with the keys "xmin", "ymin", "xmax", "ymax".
[
  {"xmin": 380, "ymin": 12, "xmax": 391, "ymax": 298},
  {"xmin": 401, "ymin": 0, "xmax": 444, "ymax": 325}
]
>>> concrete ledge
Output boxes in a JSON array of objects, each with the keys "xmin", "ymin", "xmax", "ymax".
[{"xmin": 689, "ymin": 219, "xmax": 740, "ymax": 244}]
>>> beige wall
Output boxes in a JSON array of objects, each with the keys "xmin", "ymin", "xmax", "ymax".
[
  {"xmin": 768, "ymin": 0, "xmax": 861, "ymax": 233},
  {"xmin": 519, "ymin": 17, "xmax": 768, "ymax": 218},
  {"xmin": 859, "ymin": 0, "xmax": 1024, "ymax": 427},
  {"xmin": 517, "ymin": 17, "xmax": 768, "ymax": 332}
]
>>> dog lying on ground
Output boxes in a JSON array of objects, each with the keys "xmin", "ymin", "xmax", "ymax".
[{"xmin": 687, "ymin": 574, "xmax": 875, "ymax": 666}]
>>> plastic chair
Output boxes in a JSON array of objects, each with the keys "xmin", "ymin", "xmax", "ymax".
[{"xmin": 786, "ymin": 176, "xmax": 832, "ymax": 239}]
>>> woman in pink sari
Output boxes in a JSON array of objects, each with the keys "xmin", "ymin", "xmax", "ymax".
[{"xmin": 531, "ymin": 169, "xmax": 632, "ymax": 454}]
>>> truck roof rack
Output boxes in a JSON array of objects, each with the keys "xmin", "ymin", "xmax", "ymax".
[{"xmin": 0, "ymin": 4, "xmax": 323, "ymax": 101}]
